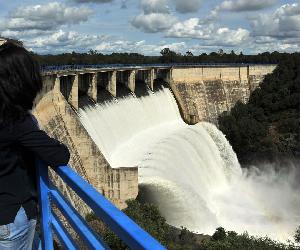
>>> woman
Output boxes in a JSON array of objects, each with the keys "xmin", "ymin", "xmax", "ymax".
[{"xmin": 0, "ymin": 40, "xmax": 70, "ymax": 249}]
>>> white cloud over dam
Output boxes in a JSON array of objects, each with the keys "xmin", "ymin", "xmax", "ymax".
[{"xmin": 0, "ymin": 0, "xmax": 299, "ymax": 54}]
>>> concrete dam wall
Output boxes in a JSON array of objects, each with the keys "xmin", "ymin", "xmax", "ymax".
[
  {"xmin": 170, "ymin": 65, "xmax": 276, "ymax": 124},
  {"xmin": 34, "ymin": 64, "xmax": 276, "ymax": 213},
  {"xmin": 34, "ymin": 74, "xmax": 138, "ymax": 212}
]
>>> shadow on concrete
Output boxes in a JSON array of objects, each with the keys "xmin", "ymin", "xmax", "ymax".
[
  {"xmin": 97, "ymin": 86, "xmax": 115, "ymax": 103},
  {"xmin": 135, "ymin": 80, "xmax": 150, "ymax": 98},
  {"xmin": 153, "ymin": 79, "xmax": 168, "ymax": 92},
  {"xmin": 116, "ymin": 82, "xmax": 133, "ymax": 99}
]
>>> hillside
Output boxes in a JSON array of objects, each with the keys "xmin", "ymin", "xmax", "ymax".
[{"xmin": 219, "ymin": 55, "xmax": 300, "ymax": 165}]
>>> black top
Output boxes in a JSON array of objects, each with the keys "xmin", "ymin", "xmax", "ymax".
[{"xmin": 0, "ymin": 113, "xmax": 70, "ymax": 225}]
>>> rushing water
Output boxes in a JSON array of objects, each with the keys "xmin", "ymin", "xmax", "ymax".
[{"xmin": 79, "ymin": 88, "xmax": 300, "ymax": 242}]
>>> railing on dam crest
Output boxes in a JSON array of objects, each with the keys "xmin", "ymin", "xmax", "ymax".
[
  {"xmin": 37, "ymin": 161, "xmax": 165, "ymax": 250},
  {"xmin": 41, "ymin": 62, "xmax": 277, "ymax": 73}
]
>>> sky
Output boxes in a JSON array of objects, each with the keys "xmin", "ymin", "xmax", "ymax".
[{"xmin": 0, "ymin": 0, "xmax": 299, "ymax": 55}]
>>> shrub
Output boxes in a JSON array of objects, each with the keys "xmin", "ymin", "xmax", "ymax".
[{"xmin": 295, "ymin": 226, "xmax": 300, "ymax": 243}]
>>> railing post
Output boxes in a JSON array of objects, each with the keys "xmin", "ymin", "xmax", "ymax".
[{"xmin": 36, "ymin": 161, "xmax": 54, "ymax": 250}]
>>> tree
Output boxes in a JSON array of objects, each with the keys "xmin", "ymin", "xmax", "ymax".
[
  {"xmin": 295, "ymin": 226, "xmax": 300, "ymax": 243},
  {"xmin": 185, "ymin": 51, "xmax": 194, "ymax": 56},
  {"xmin": 218, "ymin": 54, "xmax": 300, "ymax": 164},
  {"xmin": 35, "ymin": 47, "xmax": 290, "ymax": 66},
  {"xmin": 210, "ymin": 52, "xmax": 218, "ymax": 56},
  {"xmin": 160, "ymin": 48, "xmax": 172, "ymax": 56},
  {"xmin": 86, "ymin": 200, "xmax": 204, "ymax": 249},
  {"xmin": 160, "ymin": 48, "xmax": 179, "ymax": 63},
  {"xmin": 201, "ymin": 227, "xmax": 299, "ymax": 250},
  {"xmin": 88, "ymin": 49, "xmax": 98, "ymax": 55},
  {"xmin": 212, "ymin": 227, "xmax": 227, "ymax": 241},
  {"xmin": 87, "ymin": 200, "xmax": 169, "ymax": 249},
  {"xmin": 218, "ymin": 49, "xmax": 224, "ymax": 56}
]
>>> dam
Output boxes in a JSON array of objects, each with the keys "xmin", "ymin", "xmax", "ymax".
[
  {"xmin": 33, "ymin": 63, "xmax": 300, "ymax": 241},
  {"xmin": 35, "ymin": 63, "xmax": 276, "ymax": 209},
  {"xmin": 41, "ymin": 63, "xmax": 276, "ymax": 124}
]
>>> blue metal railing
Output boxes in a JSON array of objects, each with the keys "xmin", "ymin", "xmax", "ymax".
[
  {"xmin": 37, "ymin": 161, "xmax": 166, "ymax": 250},
  {"xmin": 40, "ymin": 62, "xmax": 277, "ymax": 72},
  {"xmin": 41, "ymin": 63, "xmax": 170, "ymax": 72}
]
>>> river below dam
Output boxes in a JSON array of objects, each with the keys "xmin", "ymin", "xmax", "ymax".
[{"xmin": 79, "ymin": 87, "xmax": 300, "ymax": 242}]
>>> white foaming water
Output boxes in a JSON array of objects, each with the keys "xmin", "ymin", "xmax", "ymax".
[{"xmin": 79, "ymin": 88, "xmax": 300, "ymax": 242}]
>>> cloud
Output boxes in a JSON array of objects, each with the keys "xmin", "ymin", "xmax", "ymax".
[
  {"xmin": 2, "ymin": 0, "xmax": 299, "ymax": 55},
  {"xmin": 218, "ymin": 0, "xmax": 277, "ymax": 12},
  {"xmin": 251, "ymin": 3, "xmax": 300, "ymax": 39},
  {"xmin": 72, "ymin": 0, "xmax": 113, "ymax": 3},
  {"xmin": 248, "ymin": 38, "xmax": 300, "ymax": 53},
  {"xmin": 0, "ymin": 2, "xmax": 102, "ymax": 54},
  {"xmin": 132, "ymin": 0, "xmax": 176, "ymax": 33},
  {"xmin": 121, "ymin": 0, "xmax": 127, "ymax": 9},
  {"xmin": 0, "ymin": 29, "xmax": 54, "ymax": 39},
  {"xmin": 132, "ymin": 13, "xmax": 177, "ymax": 33},
  {"xmin": 25, "ymin": 29, "xmax": 108, "ymax": 53},
  {"xmin": 20, "ymin": 30, "xmax": 188, "ymax": 55},
  {"xmin": 140, "ymin": 0, "xmax": 170, "ymax": 14},
  {"xmin": 167, "ymin": 18, "xmax": 250, "ymax": 46},
  {"xmin": 172, "ymin": 0, "xmax": 202, "ymax": 13},
  {"xmin": 167, "ymin": 18, "xmax": 211, "ymax": 39},
  {"xmin": 138, "ymin": 0, "xmax": 203, "ymax": 15},
  {"xmin": 95, "ymin": 40, "xmax": 186, "ymax": 54},
  {"xmin": 0, "ymin": 2, "xmax": 93, "ymax": 32}
]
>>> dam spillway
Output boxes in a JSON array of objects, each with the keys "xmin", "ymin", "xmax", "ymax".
[
  {"xmin": 38, "ymin": 64, "xmax": 277, "ymax": 212},
  {"xmin": 79, "ymin": 88, "xmax": 300, "ymax": 242},
  {"xmin": 42, "ymin": 63, "xmax": 276, "ymax": 124}
]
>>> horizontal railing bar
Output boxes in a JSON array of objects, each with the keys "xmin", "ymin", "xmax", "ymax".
[
  {"xmin": 40, "ymin": 63, "xmax": 277, "ymax": 72},
  {"xmin": 50, "ymin": 187, "xmax": 110, "ymax": 250},
  {"xmin": 51, "ymin": 212, "xmax": 78, "ymax": 250},
  {"xmin": 54, "ymin": 165, "xmax": 166, "ymax": 250}
]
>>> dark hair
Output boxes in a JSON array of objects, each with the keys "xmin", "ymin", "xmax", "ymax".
[{"xmin": 0, "ymin": 42, "xmax": 42, "ymax": 125}]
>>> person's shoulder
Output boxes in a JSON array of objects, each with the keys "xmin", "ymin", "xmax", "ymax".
[
  {"xmin": 15, "ymin": 113, "xmax": 39, "ymax": 131},
  {"xmin": 0, "ymin": 114, "xmax": 30, "ymax": 140}
]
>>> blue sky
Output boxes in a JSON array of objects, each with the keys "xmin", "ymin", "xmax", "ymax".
[{"xmin": 0, "ymin": 0, "xmax": 299, "ymax": 55}]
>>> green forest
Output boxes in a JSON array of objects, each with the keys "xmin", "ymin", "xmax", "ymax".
[
  {"xmin": 34, "ymin": 48, "xmax": 295, "ymax": 66},
  {"xmin": 218, "ymin": 54, "xmax": 300, "ymax": 165}
]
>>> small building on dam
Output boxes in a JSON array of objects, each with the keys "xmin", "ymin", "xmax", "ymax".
[{"xmin": 33, "ymin": 64, "xmax": 276, "ymax": 214}]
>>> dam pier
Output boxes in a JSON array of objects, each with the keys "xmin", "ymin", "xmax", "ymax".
[
  {"xmin": 42, "ymin": 64, "xmax": 276, "ymax": 123},
  {"xmin": 35, "ymin": 63, "xmax": 276, "ymax": 214},
  {"xmin": 43, "ymin": 65, "xmax": 172, "ymax": 110}
]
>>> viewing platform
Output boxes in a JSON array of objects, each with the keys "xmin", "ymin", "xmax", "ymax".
[{"xmin": 37, "ymin": 160, "xmax": 165, "ymax": 250}]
